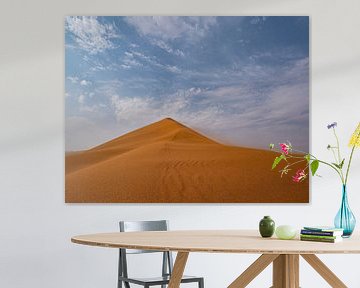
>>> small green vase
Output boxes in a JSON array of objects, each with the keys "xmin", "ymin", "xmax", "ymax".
[{"xmin": 259, "ymin": 216, "xmax": 275, "ymax": 238}]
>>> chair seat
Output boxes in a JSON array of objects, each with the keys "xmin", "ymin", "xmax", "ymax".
[{"xmin": 119, "ymin": 274, "xmax": 202, "ymax": 286}]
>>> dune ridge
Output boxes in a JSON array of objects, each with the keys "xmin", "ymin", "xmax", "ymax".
[{"xmin": 65, "ymin": 118, "xmax": 309, "ymax": 203}]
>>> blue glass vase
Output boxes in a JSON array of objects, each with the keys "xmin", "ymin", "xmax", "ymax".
[{"xmin": 334, "ymin": 185, "xmax": 356, "ymax": 237}]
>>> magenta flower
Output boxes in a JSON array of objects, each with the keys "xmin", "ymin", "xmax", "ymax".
[
  {"xmin": 279, "ymin": 143, "xmax": 291, "ymax": 155},
  {"xmin": 292, "ymin": 169, "xmax": 306, "ymax": 183}
]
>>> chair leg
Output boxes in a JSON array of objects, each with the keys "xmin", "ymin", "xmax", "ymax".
[{"xmin": 198, "ymin": 278, "xmax": 204, "ymax": 288}]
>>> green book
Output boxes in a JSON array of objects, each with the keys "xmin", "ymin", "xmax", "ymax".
[
  {"xmin": 300, "ymin": 234, "xmax": 339, "ymax": 240},
  {"xmin": 300, "ymin": 235, "xmax": 342, "ymax": 243}
]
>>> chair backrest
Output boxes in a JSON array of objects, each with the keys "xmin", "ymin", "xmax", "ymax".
[
  {"xmin": 120, "ymin": 220, "xmax": 169, "ymax": 232},
  {"xmin": 119, "ymin": 220, "xmax": 169, "ymax": 254},
  {"xmin": 118, "ymin": 220, "xmax": 174, "ymax": 282}
]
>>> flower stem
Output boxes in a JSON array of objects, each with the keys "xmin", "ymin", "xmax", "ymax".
[
  {"xmin": 345, "ymin": 130, "xmax": 360, "ymax": 185},
  {"xmin": 333, "ymin": 128, "xmax": 342, "ymax": 163},
  {"xmin": 317, "ymin": 159, "xmax": 344, "ymax": 183},
  {"xmin": 291, "ymin": 148, "xmax": 344, "ymax": 183},
  {"xmin": 330, "ymin": 148, "xmax": 338, "ymax": 164},
  {"xmin": 272, "ymin": 148, "xmax": 344, "ymax": 182},
  {"xmin": 333, "ymin": 128, "xmax": 345, "ymax": 181},
  {"xmin": 284, "ymin": 159, "xmax": 307, "ymax": 168},
  {"xmin": 345, "ymin": 146, "xmax": 356, "ymax": 185}
]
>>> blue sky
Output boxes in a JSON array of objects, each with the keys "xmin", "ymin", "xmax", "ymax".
[{"xmin": 65, "ymin": 16, "xmax": 309, "ymax": 151}]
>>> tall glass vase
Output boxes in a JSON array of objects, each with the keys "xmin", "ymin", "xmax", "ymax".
[{"xmin": 334, "ymin": 185, "xmax": 356, "ymax": 237}]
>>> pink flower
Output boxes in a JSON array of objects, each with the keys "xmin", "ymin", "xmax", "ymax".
[
  {"xmin": 292, "ymin": 169, "xmax": 306, "ymax": 183},
  {"xmin": 280, "ymin": 143, "xmax": 291, "ymax": 155}
]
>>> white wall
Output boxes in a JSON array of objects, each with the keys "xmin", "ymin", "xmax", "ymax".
[{"xmin": 1, "ymin": 0, "xmax": 360, "ymax": 287}]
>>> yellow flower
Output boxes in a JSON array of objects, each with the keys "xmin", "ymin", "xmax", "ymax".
[{"xmin": 349, "ymin": 122, "xmax": 360, "ymax": 147}]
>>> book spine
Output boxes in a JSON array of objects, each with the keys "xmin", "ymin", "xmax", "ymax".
[
  {"xmin": 300, "ymin": 237, "xmax": 336, "ymax": 243},
  {"xmin": 301, "ymin": 230, "xmax": 335, "ymax": 236},
  {"xmin": 300, "ymin": 234, "xmax": 337, "ymax": 240}
]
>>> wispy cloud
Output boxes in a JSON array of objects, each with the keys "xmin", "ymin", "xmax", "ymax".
[
  {"xmin": 78, "ymin": 94, "xmax": 85, "ymax": 104},
  {"xmin": 67, "ymin": 76, "xmax": 79, "ymax": 84},
  {"xmin": 67, "ymin": 76, "xmax": 92, "ymax": 87},
  {"xmin": 250, "ymin": 16, "xmax": 267, "ymax": 25},
  {"xmin": 125, "ymin": 16, "xmax": 217, "ymax": 41},
  {"xmin": 80, "ymin": 80, "xmax": 91, "ymax": 86},
  {"xmin": 149, "ymin": 39, "xmax": 185, "ymax": 57},
  {"xmin": 121, "ymin": 51, "xmax": 143, "ymax": 69},
  {"xmin": 120, "ymin": 49, "xmax": 182, "ymax": 73},
  {"xmin": 109, "ymin": 87, "xmax": 205, "ymax": 130},
  {"xmin": 65, "ymin": 16, "xmax": 118, "ymax": 54}
]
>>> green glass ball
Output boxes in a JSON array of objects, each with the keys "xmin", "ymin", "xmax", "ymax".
[{"xmin": 275, "ymin": 225, "xmax": 297, "ymax": 240}]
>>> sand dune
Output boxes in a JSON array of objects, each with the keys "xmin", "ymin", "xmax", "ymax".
[{"xmin": 65, "ymin": 118, "xmax": 309, "ymax": 203}]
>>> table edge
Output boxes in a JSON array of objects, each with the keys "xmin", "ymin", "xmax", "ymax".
[{"xmin": 71, "ymin": 237, "xmax": 360, "ymax": 255}]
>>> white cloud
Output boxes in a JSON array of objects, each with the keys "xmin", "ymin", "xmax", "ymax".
[
  {"xmin": 250, "ymin": 16, "xmax": 267, "ymax": 25},
  {"xmin": 77, "ymin": 94, "xmax": 102, "ymax": 113},
  {"xmin": 120, "ymin": 64, "xmax": 131, "ymax": 69},
  {"xmin": 283, "ymin": 57, "xmax": 309, "ymax": 83},
  {"xmin": 83, "ymin": 55, "xmax": 108, "ymax": 72},
  {"xmin": 165, "ymin": 65, "xmax": 181, "ymax": 73},
  {"xmin": 65, "ymin": 16, "xmax": 118, "ymax": 54},
  {"xmin": 80, "ymin": 80, "xmax": 91, "ymax": 86},
  {"xmin": 150, "ymin": 39, "xmax": 185, "ymax": 57},
  {"xmin": 67, "ymin": 76, "xmax": 79, "ymax": 84},
  {"xmin": 121, "ymin": 51, "xmax": 143, "ymax": 68},
  {"xmin": 109, "ymin": 87, "xmax": 212, "ymax": 130},
  {"xmin": 80, "ymin": 105, "xmax": 99, "ymax": 113},
  {"xmin": 67, "ymin": 76, "xmax": 92, "ymax": 86},
  {"xmin": 205, "ymin": 86, "xmax": 255, "ymax": 103},
  {"xmin": 125, "ymin": 16, "xmax": 217, "ymax": 41},
  {"xmin": 121, "ymin": 50, "xmax": 181, "ymax": 73},
  {"xmin": 111, "ymin": 95, "xmax": 158, "ymax": 125},
  {"xmin": 78, "ymin": 94, "xmax": 85, "ymax": 104}
]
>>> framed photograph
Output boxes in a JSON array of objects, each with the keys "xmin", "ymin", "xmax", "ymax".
[{"xmin": 65, "ymin": 16, "xmax": 309, "ymax": 203}]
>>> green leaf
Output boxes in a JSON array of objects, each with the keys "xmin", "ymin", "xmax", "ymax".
[
  {"xmin": 332, "ymin": 159, "xmax": 345, "ymax": 169},
  {"xmin": 310, "ymin": 160, "xmax": 319, "ymax": 176},
  {"xmin": 304, "ymin": 154, "xmax": 311, "ymax": 163},
  {"xmin": 272, "ymin": 154, "xmax": 285, "ymax": 170},
  {"xmin": 332, "ymin": 162, "xmax": 341, "ymax": 169},
  {"xmin": 339, "ymin": 158, "xmax": 345, "ymax": 169}
]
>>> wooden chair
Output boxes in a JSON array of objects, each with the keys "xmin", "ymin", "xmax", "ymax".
[{"xmin": 118, "ymin": 220, "xmax": 204, "ymax": 288}]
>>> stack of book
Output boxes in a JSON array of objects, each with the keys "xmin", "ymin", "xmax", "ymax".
[{"xmin": 300, "ymin": 226, "xmax": 344, "ymax": 243}]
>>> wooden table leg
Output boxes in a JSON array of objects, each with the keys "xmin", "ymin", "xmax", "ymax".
[
  {"xmin": 168, "ymin": 252, "xmax": 189, "ymax": 288},
  {"xmin": 228, "ymin": 254, "xmax": 279, "ymax": 288},
  {"xmin": 288, "ymin": 255, "xmax": 299, "ymax": 288},
  {"xmin": 272, "ymin": 254, "xmax": 299, "ymax": 288},
  {"xmin": 301, "ymin": 254, "xmax": 347, "ymax": 288}
]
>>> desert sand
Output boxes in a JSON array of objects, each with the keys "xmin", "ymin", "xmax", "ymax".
[{"xmin": 65, "ymin": 118, "xmax": 309, "ymax": 203}]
